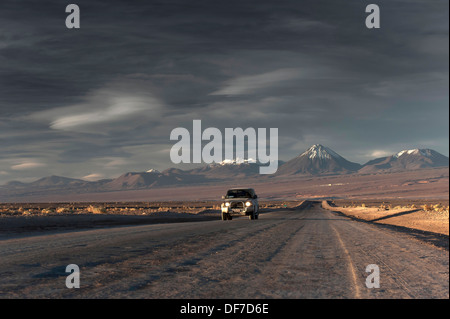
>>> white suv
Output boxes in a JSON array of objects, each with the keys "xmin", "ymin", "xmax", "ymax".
[{"xmin": 221, "ymin": 188, "xmax": 259, "ymax": 220}]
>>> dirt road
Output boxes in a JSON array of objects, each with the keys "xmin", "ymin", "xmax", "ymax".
[{"xmin": 0, "ymin": 202, "xmax": 448, "ymax": 298}]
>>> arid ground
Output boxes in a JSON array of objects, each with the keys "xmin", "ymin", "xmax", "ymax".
[
  {"xmin": 0, "ymin": 199, "xmax": 448, "ymax": 299},
  {"xmin": 1, "ymin": 168, "xmax": 448, "ymax": 299}
]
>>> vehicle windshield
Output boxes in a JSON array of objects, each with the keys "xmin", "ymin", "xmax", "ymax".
[{"xmin": 226, "ymin": 189, "xmax": 252, "ymax": 198}]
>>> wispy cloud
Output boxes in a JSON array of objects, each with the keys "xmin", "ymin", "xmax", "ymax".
[
  {"xmin": 28, "ymin": 78, "xmax": 164, "ymax": 133},
  {"xmin": 210, "ymin": 68, "xmax": 302, "ymax": 95},
  {"xmin": 370, "ymin": 150, "xmax": 394, "ymax": 158},
  {"xmin": 11, "ymin": 161, "xmax": 46, "ymax": 171},
  {"xmin": 82, "ymin": 173, "xmax": 104, "ymax": 181},
  {"xmin": 104, "ymin": 158, "xmax": 128, "ymax": 168},
  {"xmin": 49, "ymin": 97, "xmax": 155, "ymax": 131}
]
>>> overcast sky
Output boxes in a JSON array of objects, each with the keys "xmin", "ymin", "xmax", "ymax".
[{"xmin": 0, "ymin": 0, "xmax": 448, "ymax": 183}]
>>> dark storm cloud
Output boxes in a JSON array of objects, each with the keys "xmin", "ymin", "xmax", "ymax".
[{"xmin": 0, "ymin": 0, "xmax": 448, "ymax": 182}]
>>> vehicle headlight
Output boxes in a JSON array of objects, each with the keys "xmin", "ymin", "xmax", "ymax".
[
  {"xmin": 245, "ymin": 201, "xmax": 252, "ymax": 207},
  {"xmin": 224, "ymin": 202, "xmax": 230, "ymax": 207}
]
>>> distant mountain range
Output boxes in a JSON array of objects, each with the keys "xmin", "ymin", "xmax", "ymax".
[
  {"xmin": 1, "ymin": 145, "xmax": 448, "ymax": 199},
  {"xmin": 276, "ymin": 145, "xmax": 449, "ymax": 176}
]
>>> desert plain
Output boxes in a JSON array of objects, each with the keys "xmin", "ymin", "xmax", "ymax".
[{"xmin": 0, "ymin": 168, "xmax": 448, "ymax": 299}]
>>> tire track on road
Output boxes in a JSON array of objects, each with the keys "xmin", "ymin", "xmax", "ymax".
[
  {"xmin": 324, "ymin": 207, "xmax": 449, "ymax": 298},
  {"xmin": 331, "ymin": 225, "xmax": 361, "ymax": 298},
  {"xmin": 122, "ymin": 209, "xmax": 308, "ymax": 298}
]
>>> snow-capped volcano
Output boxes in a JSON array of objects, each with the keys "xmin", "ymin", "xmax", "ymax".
[
  {"xmin": 277, "ymin": 144, "xmax": 362, "ymax": 175},
  {"xmin": 300, "ymin": 144, "xmax": 342, "ymax": 160},
  {"xmin": 395, "ymin": 149, "xmax": 434, "ymax": 158},
  {"xmin": 361, "ymin": 148, "xmax": 449, "ymax": 173}
]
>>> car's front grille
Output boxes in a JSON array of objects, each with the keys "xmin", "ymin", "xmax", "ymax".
[{"xmin": 230, "ymin": 202, "xmax": 244, "ymax": 209}]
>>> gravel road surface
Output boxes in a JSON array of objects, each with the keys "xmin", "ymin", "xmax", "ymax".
[{"xmin": 0, "ymin": 202, "xmax": 448, "ymax": 298}]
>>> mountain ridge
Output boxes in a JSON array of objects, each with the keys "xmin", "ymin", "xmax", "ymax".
[
  {"xmin": 1, "ymin": 146, "xmax": 448, "ymax": 199},
  {"xmin": 360, "ymin": 148, "xmax": 449, "ymax": 173}
]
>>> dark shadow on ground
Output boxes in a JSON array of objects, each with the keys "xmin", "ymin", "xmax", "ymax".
[
  {"xmin": 0, "ymin": 214, "xmax": 219, "ymax": 240},
  {"xmin": 370, "ymin": 209, "xmax": 421, "ymax": 222}
]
